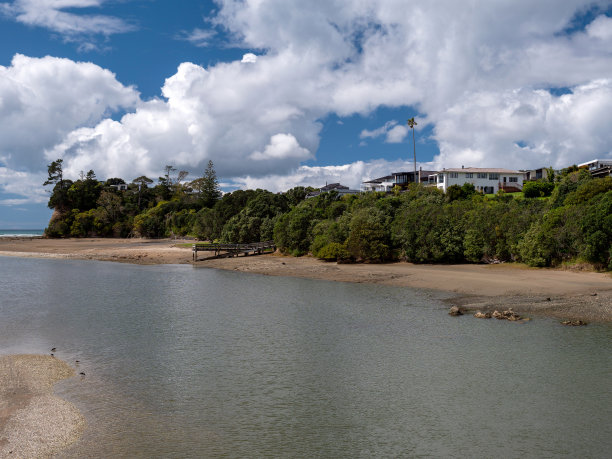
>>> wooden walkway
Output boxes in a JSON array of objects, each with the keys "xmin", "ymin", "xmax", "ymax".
[{"xmin": 192, "ymin": 241, "xmax": 276, "ymax": 261}]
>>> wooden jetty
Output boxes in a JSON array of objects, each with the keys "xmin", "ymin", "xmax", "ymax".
[{"xmin": 192, "ymin": 241, "xmax": 276, "ymax": 261}]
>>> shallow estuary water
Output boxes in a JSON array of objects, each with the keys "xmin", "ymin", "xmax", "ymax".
[{"xmin": 0, "ymin": 256, "xmax": 610, "ymax": 458}]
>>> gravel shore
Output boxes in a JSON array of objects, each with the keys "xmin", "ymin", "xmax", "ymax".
[{"xmin": 0, "ymin": 355, "xmax": 85, "ymax": 458}]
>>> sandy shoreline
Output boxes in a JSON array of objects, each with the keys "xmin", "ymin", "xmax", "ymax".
[
  {"xmin": 0, "ymin": 354, "xmax": 85, "ymax": 458},
  {"xmin": 1, "ymin": 237, "xmax": 611, "ymax": 322}
]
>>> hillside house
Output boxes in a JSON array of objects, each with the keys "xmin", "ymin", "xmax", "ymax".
[
  {"xmin": 361, "ymin": 169, "xmax": 438, "ymax": 192},
  {"xmin": 522, "ymin": 167, "xmax": 555, "ymax": 182},
  {"xmin": 430, "ymin": 167, "xmax": 523, "ymax": 194},
  {"xmin": 578, "ymin": 159, "xmax": 612, "ymax": 171},
  {"xmin": 578, "ymin": 159, "xmax": 612, "ymax": 179},
  {"xmin": 306, "ymin": 183, "xmax": 360, "ymax": 198},
  {"xmin": 392, "ymin": 169, "xmax": 438, "ymax": 189},
  {"xmin": 361, "ymin": 175, "xmax": 395, "ymax": 192}
]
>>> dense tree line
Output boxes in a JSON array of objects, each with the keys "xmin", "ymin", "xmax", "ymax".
[{"xmin": 44, "ymin": 159, "xmax": 612, "ymax": 270}]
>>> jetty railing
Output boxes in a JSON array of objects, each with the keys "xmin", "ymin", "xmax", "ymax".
[{"xmin": 192, "ymin": 241, "xmax": 276, "ymax": 261}]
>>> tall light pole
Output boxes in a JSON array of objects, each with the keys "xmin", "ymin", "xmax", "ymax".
[{"xmin": 407, "ymin": 117, "xmax": 418, "ymax": 184}]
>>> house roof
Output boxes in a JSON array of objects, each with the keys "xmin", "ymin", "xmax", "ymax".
[
  {"xmin": 320, "ymin": 182, "xmax": 348, "ymax": 191},
  {"xmin": 578, "ymin": 158, "xmax": 612, "ymax": 167},
  {"xmin": 438, "ymin": 167, "xmax": 521, "ymax": 174},
  {"xmin": 363, "ymin": 175, "xmax": 394, "ymax": 184},
  {"xmin": 392, "ymin": 170, "xmax": 438, "ymax": 176}
]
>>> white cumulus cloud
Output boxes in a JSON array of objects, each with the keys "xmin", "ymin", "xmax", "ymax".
[
  {"xmin": 0, "ymin": 54, "xmax": 139, "ymax": 170},
  {"xmin": 241, "ymin": 53, "xmax": 257, "ymax": 63},
  {"xmin": 3, "ymin": 0, "xmax": 612, "ymax": 205}
]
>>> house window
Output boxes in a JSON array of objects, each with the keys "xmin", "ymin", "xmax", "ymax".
[
  {"xmin": 439, "ymin": 174, "xmax": 444, "ymax": 183},
  {"xmin": 489, "ymin": 173, "xmax": 499, "ymax": 180},
  {"xmin": 477, "ymin": 173, "xmax": 487, "ymax": 179},
  {"xmin": 509, "ymin": 177, "xmax": 518, "ymax": 182},
  {"xmin": 449, "ymin": 172, "xmax": 458, "ymax": 178},
  {"xmin": 465, "ymin": 173, "xmax": 473, "ymax": 178}
]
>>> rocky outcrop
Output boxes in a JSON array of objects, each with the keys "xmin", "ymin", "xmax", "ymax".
[
  {"xmin": 448, "ymin": 306, "xmax": 464, "ymax": 316},
  {"xmin": 492, "ymin": 308, "xmax": 526, "ymax": 322},
  {"xmin": 473, "ymin": 311, "xmax": 492, "ymax": 319}
]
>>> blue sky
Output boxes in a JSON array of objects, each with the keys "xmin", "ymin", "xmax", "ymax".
[{"xmin": 1, "ymin": 0, "xmax": 611, "ymax": 228}]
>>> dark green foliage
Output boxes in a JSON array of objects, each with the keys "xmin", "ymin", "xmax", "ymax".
[
  {"xmin": 47, "ymin": 179, "xmax": 73, "ymax": 211},
  {"xmin": 310, "ymin": 216, "xmax": 350, "ymax": 260},
  {"xmin": 564, "ymin": 177, "xmax": 612, "ymax": 205},
  {"xmin": 463, "ymin": 199, "xmax": 546, "ymax": 262},
  {"xmin": 580, "ymin": 190, "xmax": 612, "ymax": 267},
  {"xmin": 518, "ymin": 206, "xmax": 583, "ymax": 266},
  {"xmin": 549, "ymin": 169, "xmax": 591, "ymax": 207},
  {"xmin": 346, "ymin": 208, "xmax": 391, "ymax": 261},
  {"xmin": 67, "ymin": 174, "xmax": 102, "ymax": 211},
  {"xmin": 523, "ymin": 180, "xmax": 555, "ymax": 198},
  {"xmin": 273, "ymin": 204, "xmax": 318, "ymax": 255},
  {"xmin": 446, "ymin": 183, "xmax": 476, "ymax": 202},
  {"xmin": 283, "ymin": 186, "xmax": 313, "ymax": 207},
  {"xmin": 392, "ymin": 192, "xmax": 466, "ymax": 263},
  {"xmin": 192, "ymin": 208, "xmax": 218, "ymax": 241}
]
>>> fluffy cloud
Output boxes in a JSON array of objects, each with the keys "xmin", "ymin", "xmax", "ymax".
[
  {"xmin": 241, "ymin": 53, "xmax": 257, "ymax": 63},
  {"xmin": 3, "ymin": 0, "xmax": 612, "ymax": 205},
  {"xmin": 250, "ymin": 134, "xmax": 312, "ymax": 161},
  {"xmin": 0, "ymin": 166, "xmax": 47, "ymax": 204},
  {"xmin": 360, "ymin": 120, "xmax": 409, "ymax": 144},
  {"xmin": 434, "ymin": 79, "xmax": 612, "ymax": 169},
  {"xmin": 0, "ymin": 54, "xmax": 139, "ymax": 171}
]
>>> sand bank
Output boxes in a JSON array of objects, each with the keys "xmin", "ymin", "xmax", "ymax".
[
  {"xmin": 0, "ymin": 355, "xmax": 85, "ymax": 458},
  {"xmin": 1, "ymin": 237, "xmax": 610, "ymax": 322}
]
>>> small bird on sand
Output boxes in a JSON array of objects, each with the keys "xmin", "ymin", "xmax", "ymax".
[{"xmin": 79, "ymin": 372, "xmax": 86, "ymax": 376}]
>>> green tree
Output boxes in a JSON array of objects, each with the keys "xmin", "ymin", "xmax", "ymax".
[
  {"xmin": 132, "ymin": 175, "xmax": 154, "ymax": 209},
  {"xmin": 196, "ymin": 160, "xmax": 222, "ymax": 207},
  {"xmin": 44, "ymin": 159, "xmax": 71, "ymax": 210},
  {"xmin": 346, "ymin": 208, "xmax": 391, "ymax": 261}
]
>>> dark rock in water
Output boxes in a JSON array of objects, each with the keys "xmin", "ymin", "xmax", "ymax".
[
  {"xmin": 546, "ymin": 297, "xmax": 551, "ymax": 302},
  {"xmin": 51, "ymin": 347, "xmax": 56, "ymax": 352},
  {"xmin": 448, "ymin": 306, "xmax": 463, "ymax": 316},
  {"xmin": 561, "ymin": 320, "xmax": 588, "ymax": 326}
]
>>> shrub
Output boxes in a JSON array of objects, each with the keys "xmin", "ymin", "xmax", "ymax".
[{"xmin": 523, "ymin": 180, "xmax": 554, "ymax": 198}]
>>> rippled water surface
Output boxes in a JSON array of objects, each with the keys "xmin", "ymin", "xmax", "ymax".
[{"xmin": 0, "ymin": 256, "xmax": 610, "ymax": 458}]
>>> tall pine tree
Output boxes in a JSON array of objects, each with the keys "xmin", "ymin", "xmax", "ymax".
[{"xmin": 191, "ymin": 160, "xmax": 221, "ymax": 207}]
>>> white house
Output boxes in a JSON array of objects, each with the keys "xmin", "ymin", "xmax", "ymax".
[
  {"xmin": 361, "ymin": 169, "xmax": 438, "ymax": 192},
  {"xmin": 361, "ymin": 175, "xmax": 395, "ymax": 192},
  {"xmin": 578, "ymin": 159, "xmax": 612, "ymax": 171},
  {"xmin": 430, "ymin": 167, "xmax": 524, "ymax": 194},
  {"xmin": 306, "ymin": 183, "xmax": 361, "ymax": 198}
]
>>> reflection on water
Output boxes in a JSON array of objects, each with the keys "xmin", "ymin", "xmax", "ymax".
[{"xmin": 0, "ymin": 256, "xmax": 611, "ymax": 458}]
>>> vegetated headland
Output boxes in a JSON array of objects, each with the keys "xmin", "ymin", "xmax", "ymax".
[{"xmin": 42, "ymin": 160, "xmax": 611, "ymax": 269}]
